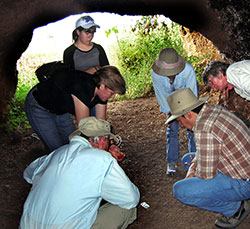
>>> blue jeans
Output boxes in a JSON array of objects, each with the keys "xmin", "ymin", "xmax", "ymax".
[
  {"xmin": 25, "ymin": 87, "xmax": 75, "ymax": 152},
  {"xmin": 90, "ymin": 106, "xmax": 96, "ymax": 116},
  {"xmin": 173, "ymin": 172, "xmax": 250, "ymax": 216},
  {"xmin": 151, "ymin": 71, "xmax": 197, "ymax": 164},
  {"xmin": 167, "ymin": 121, "xmax": 196, "ymax": 163}
]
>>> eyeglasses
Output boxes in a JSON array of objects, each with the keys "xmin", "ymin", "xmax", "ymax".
[
  {"xmin": 105, "ymin": 86, "xmax": 116, "ymax": 97},
  {"xmin": 93, "ymin": 135, "xmax": 110, "ymax": 143},
  {"xmin": 83, "ymin": 28, "xmax": 96, "ymax": 34}
]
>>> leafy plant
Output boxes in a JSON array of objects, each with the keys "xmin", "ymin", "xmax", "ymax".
[
  {"xmin": 107, "ymin": 15, "xmax": 223, "ymax": 99},
  {"xmin": 3, "ymin": 54, "xmax": 58, "ymax": 132},
  {"xmin": 109, "ymin": 16, "xmax": 186, "ymax": 99}
]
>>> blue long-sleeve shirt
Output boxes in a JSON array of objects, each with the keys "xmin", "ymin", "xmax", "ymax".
[
  {"xmin": 20, "ymin": 136, "xmax": 140, "ymax": 229},
  {"xmin": 151, "ymin": 62, "xmax": 198, "ymax": 115}
]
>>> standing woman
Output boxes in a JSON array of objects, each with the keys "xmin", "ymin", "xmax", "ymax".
[
  {"xmin": 25, "ymin": 66, "xmax": 126, "ymax": 152},
  {"xmin": 63, "ymin": 15, "xmax": 109, "ymax": 74}
]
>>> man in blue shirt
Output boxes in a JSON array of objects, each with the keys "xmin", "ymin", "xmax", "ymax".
[
  {"xmin": 151, "ymin": 48, "xmax": 198, "ymax": 175},
  {"xmin": 20, "ymin": 117, "xmax": 140, "ymax": 229}
]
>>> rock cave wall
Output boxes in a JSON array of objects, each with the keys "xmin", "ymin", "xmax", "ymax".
[{"xmin": 0, "ymin": 0, "xmax": 249, "ymax": 122}]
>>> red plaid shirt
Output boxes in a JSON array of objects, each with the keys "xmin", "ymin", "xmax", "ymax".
[{"xmin": 193, "ymin": 105, "xmax": 250, "ymax": 179}]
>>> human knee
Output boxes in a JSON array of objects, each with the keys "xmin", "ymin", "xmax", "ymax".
[
  {"xmin": 173, "ymin": 180, "xmax": 189, "ymax": 203},
  {"xmin": 92, "ymin": 204, "xmax": 137, "ymax": 229}
]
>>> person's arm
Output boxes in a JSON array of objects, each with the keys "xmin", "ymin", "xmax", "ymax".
[
  {"xmin": 227, "ymin": 60, "xmax": 250, "ymax": 99},
  {"xmin": 185, "ymin": 160, "xmax": 197, "ymax": 178},
  {"xmin": 101, "ymin": 160, "xmax": 140, "ymax": 209},
  {"xmin": 150, "ymin": 70, "xmax": 172, "ymax": 114},
  {"xmin": 83, "ymin": 65, "xmax": 101, "ymax": 74},
  {"xmin": 63, "ymin": 45, "xmax": 75, "ymax": 68},
  {"xmin": 72, "ymin": 95, "xmax": 90, "ymax": 124},
  {"xmin": 194, "ymin": 131, "xmax": 220, "ymax": 179},
  {"xmin": 96, "ymin": 44, "xmax": 109, "ymax": 66},
  {"xmin": 178, "ymin": 62, "xmax": 198, "ymax": 97},
  {"xmin": 95, "ymin": 104, "xmax": 107, "ymax": 120},
  {"xmin": 23, "ymin": 155, "xmax": 48, "ymax": 184},
  {"xmin": 185, "ymin": 63, "xmax": 199, "ymax": 97}
]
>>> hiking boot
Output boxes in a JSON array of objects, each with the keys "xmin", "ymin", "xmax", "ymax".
[
  {"xmin": 166, "ymin": 162, "xmax": 177, "ymax": 175},
  {"xmin": 215, "ymin": 199, "xmax": 250, "ymax": 228}
]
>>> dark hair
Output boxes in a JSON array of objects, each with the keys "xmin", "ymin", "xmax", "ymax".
[
  {"xmin": 191, "ymin": 104, "xmax": 205, "ymax": 114},
  {"xmin": 72, "ymin": 27, "xmax": 83, "ymax": 42},
  {"xmin": 72, "ymin": 26, "xmax": 96, "ymax": 42},
  {"xmin": 93, "ymin": 66, "xmax": 126, "ymax": 95},
  {"xmin": 202, "ymin": 61, "xmax": 230, "ymax": 85}
]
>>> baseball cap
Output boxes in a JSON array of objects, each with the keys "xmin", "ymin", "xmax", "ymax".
[{"xmin": 75, "ymin": 16, "xmax": 100, "ymax": 29}]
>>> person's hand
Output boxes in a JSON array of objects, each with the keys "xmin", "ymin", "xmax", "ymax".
[
  {"xmin": 108, "ymin": 145, "xmax": 125, "ymax": 162},
  {"xmin": 84, "ymin": 65, "xmax": 101, "ymax": 74},
  {"xmin": 184, "ymin": 154, "xmax": 194, "ymax": 167},
  {"xmin": 185, "ymin": 161, "xmax": 197, "ymax": 179}
]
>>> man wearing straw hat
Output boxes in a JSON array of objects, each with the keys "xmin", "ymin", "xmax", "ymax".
[
  {"xmin": 165, "ymin": 88, "xmax": 250, "ymax": 228},
  {"xmin": 151, "ymin": 48, "xmax": 199, "ymax": 175},
  {"xmin": 20, "ymin": 117, "xmax": 140, "ymax": 229}
]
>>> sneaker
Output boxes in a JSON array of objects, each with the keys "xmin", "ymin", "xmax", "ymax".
[
  {"xmin": 166, "ymin": 162, "xmax": 177, "ymax": 175},
  {"xmin": 215, "ymin": 199, "xmax": 250, "ymax": 228}
]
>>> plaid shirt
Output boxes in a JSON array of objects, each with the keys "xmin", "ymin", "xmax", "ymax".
[{"xmin": 193, "ymin": 105, "xmax": 250, "ymax": 179}]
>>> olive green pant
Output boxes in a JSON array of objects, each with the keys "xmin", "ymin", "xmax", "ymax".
[{"xmin": 92, "ymin": 203, "xmax": 137, "ymax": 229}]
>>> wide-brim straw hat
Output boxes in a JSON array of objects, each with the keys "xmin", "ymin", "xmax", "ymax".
[
  {"xmin": 152, "ymin": 48, "xmax": 186, "ymax": 76},
  {"xmin": 69, "ymin": 117, "xmax": 119, "ymax": 144},
  {"xmin": 165, "ymin": 88, "xmax": 209, "ymax": 124}
]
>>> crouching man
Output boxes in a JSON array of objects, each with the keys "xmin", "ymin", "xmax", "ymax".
[
  {"xmin": 165, "ymin": 88, "xmax": 250, "ymax": 229},
  {"xmin": 20, "ymin": 117, "xmax": 140, "ymax": 229}
]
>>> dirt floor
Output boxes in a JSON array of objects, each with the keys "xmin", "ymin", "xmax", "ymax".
[{"xmin": 0, "ymin": 86, "xmax": 249, "ymax": 229}]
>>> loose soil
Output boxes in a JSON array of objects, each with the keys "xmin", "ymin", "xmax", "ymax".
[{"xmin": 0, "ymin": 85, "xmax": 249, "ymax": 229}]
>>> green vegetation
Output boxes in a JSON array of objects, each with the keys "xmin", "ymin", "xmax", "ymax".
[
  {"xmin": 4, "ymin": 15, "xmax": 221, "ymax": 132},
  {"xmin": 107, "ymin": 16, "xmax": 182, "ymax": 99},
  {"xmin": 107, "ymin": 15, "xmax": 207, "ymax": 99},
  {"xmin": 3, "ymin": 54, "xmax": 57, "ymax": 132}
]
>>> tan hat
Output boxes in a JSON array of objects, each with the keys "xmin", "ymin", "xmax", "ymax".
[
  {"xmin": 165, "ymin": 88, "xmax": 209, "ymax": 124},
  {"xmin": 152, "ymin": 48, "xmax": 185, "ymax": 76},
  {"xmin": 69, "ymin": 117, "xmax": 119, "ymax": 144}
]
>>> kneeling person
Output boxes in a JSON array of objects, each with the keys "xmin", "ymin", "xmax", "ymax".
[
  {"xmin": 165, "ymin": 88, "xmax": 250, "ymax": 229},
  {"xmin": 20, "ymin": 117, "xmax": 140, "ymax": 229}
]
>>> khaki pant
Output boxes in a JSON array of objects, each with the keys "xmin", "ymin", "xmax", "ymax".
[{"xmin": 92, "ymin": 203, "xmax": 137, "ymax": 229}]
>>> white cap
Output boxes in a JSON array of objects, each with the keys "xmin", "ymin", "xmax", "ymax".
[{"xmin": 75, "ymin": 16, "xmax": 100, "ymax": 29}]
